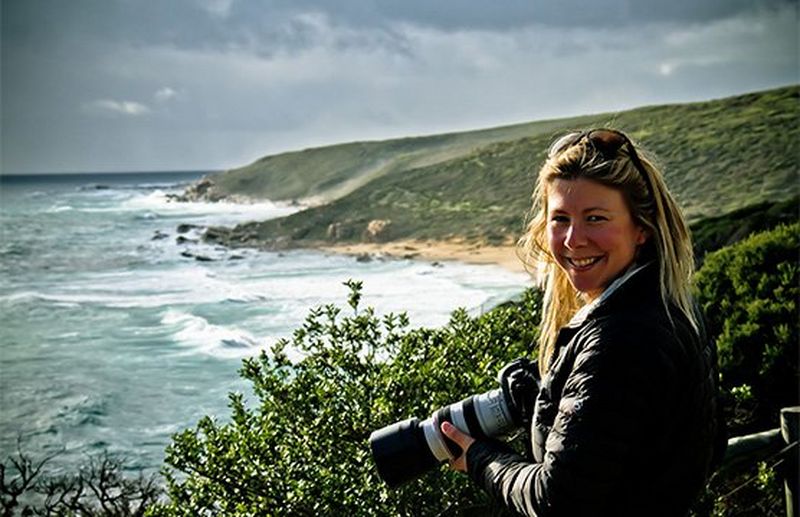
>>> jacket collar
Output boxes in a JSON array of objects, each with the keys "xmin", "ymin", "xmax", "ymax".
[{"xmin": 565, "ymin": 261, "xmax": 657, "ymax": 328}]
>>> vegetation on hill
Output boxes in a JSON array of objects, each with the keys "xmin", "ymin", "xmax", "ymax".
[
  {"xmin": 198, "ymin": 86, "xmax": 799, "ymax": 250},
  {"xmin": 207, "ymin": 115, "xmax": 600, "ymax": 204}
]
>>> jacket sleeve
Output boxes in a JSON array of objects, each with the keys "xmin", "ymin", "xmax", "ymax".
[{"xmin": 466, "ymin": 324, "xmax": 676, "ymax": 517}]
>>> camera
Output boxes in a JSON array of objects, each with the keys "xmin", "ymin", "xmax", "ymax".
[{"xmin": 368, "ymin": 357, "xmax": 539, "ymax": 487}]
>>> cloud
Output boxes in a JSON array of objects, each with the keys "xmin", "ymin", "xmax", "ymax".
[
  {"xmin": 84, "ymin": 99, "xmax": 152, "ymax": 116},
  {"xmin": 196, "ymin": 0, "xmax": 235, "ymax": 18},
  {"xmin": 154, "ymin": 87, "xmax": 178, "ymax": 102},
  {"xmin": 654, "ymin": 5, "xmax": 798, "ymax": 78},
  {"xmin": 658, "ymin": 63, "xmax": 676, "ymax": 76},
  {"xmin": 3, "ymin": 0, "xmax": 797, "ymax": 173},
  {"xmin": 5, "ymin": 0, "xmax": 794, "ymax": 59}
]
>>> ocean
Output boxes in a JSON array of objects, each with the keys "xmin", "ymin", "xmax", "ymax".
[{"xmin": 0, "ymin": 171, "xmax": 527, "ymax": 475}]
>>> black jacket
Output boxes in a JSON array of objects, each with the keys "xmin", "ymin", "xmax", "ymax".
[{"xmin": 467, "ymin": 264, "xmax": 722, "ymax": 517}]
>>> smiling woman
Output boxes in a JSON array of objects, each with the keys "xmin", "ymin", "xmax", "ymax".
[
  {"xmin": 546, "ymin": 177, "xmax": 647, "ymax": 301},
  {"xmin": 440, "ymin": 128, "xmax": 726, "ymax": 517}
]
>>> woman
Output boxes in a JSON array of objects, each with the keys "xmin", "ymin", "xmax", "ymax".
[{"xmin": 441, "ymin": 128, "xmax": 723, "ymax": 517}]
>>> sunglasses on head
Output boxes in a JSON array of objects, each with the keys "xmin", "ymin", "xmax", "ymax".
[{"xmin": 548, "ymin": 128, "xmax": 655, "ymax": 199}]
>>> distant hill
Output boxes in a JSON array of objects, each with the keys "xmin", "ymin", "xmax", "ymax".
[
  {"xmin": 195, "ymin": 85, "xmax": 799, "ymax": 249},
  {"xmin": 195, "ymin": 115, "xmax": 603, "ymax": 204}
]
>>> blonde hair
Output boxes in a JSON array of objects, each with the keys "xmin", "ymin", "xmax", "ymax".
[{"xmin": 517, "ymin": 129, "xmax": 697, "ymax": 376}]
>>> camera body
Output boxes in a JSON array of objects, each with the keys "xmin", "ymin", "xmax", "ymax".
[{"xmin": 368, "ymin": 357, "xmax": 539, "ymax": 487}]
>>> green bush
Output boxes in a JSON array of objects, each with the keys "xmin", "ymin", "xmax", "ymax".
[
  {"xmin": 149, "ymin": 281, "xmax": 541, "ymax": 516},
  {"xmin": 694, "ymin": 222, "xmax": 799, "ymax": 435}
]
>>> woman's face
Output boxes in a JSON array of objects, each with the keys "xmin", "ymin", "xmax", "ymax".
[{"xmin": 546, "ymin": 177, "xmax": 647, "ymax": 301}]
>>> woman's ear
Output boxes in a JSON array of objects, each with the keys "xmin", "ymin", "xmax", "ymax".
[{"xmin": 635, "ymin": 226, "xmax": 649, "ymax": 246}]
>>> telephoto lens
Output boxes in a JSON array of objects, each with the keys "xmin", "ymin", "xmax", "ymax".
[{"xmin": 368, "ymin": 357, "xmax": 539, "ymax": 487}]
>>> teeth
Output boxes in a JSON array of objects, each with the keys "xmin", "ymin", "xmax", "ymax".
[{"xmin": 570, "ymin": 257, "xmax": 598, "ymax": 267}]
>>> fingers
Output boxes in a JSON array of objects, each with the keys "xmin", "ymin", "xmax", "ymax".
[
  {"xmin": 440, "ymin": 421, "xmax": 470, "ymax": 448},
  {"xmin": 440, "ymin": 421, "xmax": 475, "ymax": 473}
]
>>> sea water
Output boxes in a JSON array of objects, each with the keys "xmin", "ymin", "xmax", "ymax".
[{"xmin": 0, "ymin": 172, "xmax": 527, "ymax": 475}]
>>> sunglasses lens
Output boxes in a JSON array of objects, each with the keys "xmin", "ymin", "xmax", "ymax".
[
  {"xmin": 587, "ymin": 130, "xmax": 627, "ymax": 157},
  {"xmin": 547, "ymin": 128, "xmax": 655, "ymax": 197},
  {"xmin": 548, "ymin": 132, "xmax": 582, "ymax": 158},
  {"xmin": 549, "ymin": 129, "xmax": 632, "ymax": 162}
]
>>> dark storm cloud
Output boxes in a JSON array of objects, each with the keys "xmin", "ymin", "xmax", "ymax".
[
  {"xmin": 304, "ymin": 0, "xmax": 798, "ymax": 30},
  {"xmin": 1, "ymin": 0, "xmax": 797, "ymax": 173},
  {"xmin": 4, "ymin": 0, "xmax": 796, "ymax": 54}
]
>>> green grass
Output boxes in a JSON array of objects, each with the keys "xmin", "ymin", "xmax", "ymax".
[
  {"xmin": 211, "ymin": 118, "xmax": 591, "ymax": 203},
  {"xmin": 202, "ymin": 85, "xmax": 800, "ymax": 248}
]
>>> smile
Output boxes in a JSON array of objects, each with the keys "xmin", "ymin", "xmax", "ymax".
[{"xmin": 566, "ymin": 256, "xmax": 603, "ymax": 269}]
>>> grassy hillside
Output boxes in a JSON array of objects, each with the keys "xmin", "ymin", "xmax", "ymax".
[
  {"xmin": 209, "ymin": 115, "xmax": 600, "ymax": 203},
  {"xmin": 202, "ymin": 85, "xmax": 799, "ymax": 248}
]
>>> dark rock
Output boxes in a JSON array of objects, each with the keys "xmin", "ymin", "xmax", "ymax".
[
  {"xmin": 181, "ymin": 250, "xmax": 215, "ymax": 262},
  {"xmin": 177, "ymin": 223, "xmax": 202, "ymax": 234},
  {"xmin": 356, "ymin": 253, "xmax": 373, "ymax": 263},
  {"xmin": 152, "ymin": 230, "xmax": 169, "ymax": 241},
  {"xmin": 203, "ymin": 226, "xmax": 231, "ymax": 243},
  {"xmin": 176, "ymin": 236, "xmax": 198, "ymax": 245}
]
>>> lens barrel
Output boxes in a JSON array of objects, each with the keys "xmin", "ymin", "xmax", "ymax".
[
  {"xmin": 368, "ymin": 389, "xmax": 516, "ymax": 487},
  {"xmin": 368, "ymin": 418, "xmax": 439, "ymax": 488},
  {"xmin": 369, "ymin": 357, "xmax": 539, "ymax": 487}
]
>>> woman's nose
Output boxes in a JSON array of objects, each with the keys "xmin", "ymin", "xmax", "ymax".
[{"xmin": 564, "ymin": 223, "xmax": 587, "ymax": 249}]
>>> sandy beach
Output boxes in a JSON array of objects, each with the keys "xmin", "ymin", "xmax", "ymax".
[{"xmin": 321, "ymin": 239, "xmax": 529, "ymax": 274}]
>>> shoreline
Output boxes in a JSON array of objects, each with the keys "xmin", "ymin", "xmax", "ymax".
[{"xmin": 320, "ymin": 239, "xmax": 529, "ymax": 274}]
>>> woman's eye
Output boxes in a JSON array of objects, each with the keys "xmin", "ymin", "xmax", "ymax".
[
  {"xmin": 587, "ymin": 215, "xmax": 607, "ymax": 223},
  {"xmin": 550, "ymin": 215, "xmax": 569, "ymax": 223}
]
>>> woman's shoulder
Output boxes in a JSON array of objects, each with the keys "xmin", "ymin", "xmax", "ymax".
[
  {"xmin": 578, "ymin": 302, "xmax": 675, "ymax": 347},
  {"xmin": 570, "ymin": 304, "xmax": 694, "ymax": 375}
]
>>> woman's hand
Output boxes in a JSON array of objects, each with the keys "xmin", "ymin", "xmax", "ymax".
[{"xmin": 440, "ymin": 421, "xmax": 476, "ymax": 473}]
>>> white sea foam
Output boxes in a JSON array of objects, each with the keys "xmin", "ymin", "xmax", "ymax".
[
  {"xmin": 48, "ymin": 188, "xmax": 301, "ymax": 228},
  {"xmin": 161, "ymin": 309, "xmax": 271, "ymax": 359},
  {"xmin": 120, "ymin": 190, "xmax": 300, "ymax": 224},
  {"xmin": 46, "ymin": 205, "xmax": 74, "ymax": 213},
  {"xmin": 3, "ymin": 251, "xmax": 526, "ymax": 321}
]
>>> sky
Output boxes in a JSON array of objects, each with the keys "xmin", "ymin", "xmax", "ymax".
[{"xmin": 1, "ymin": 0, "xmax": 798, "ymax": 174}]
